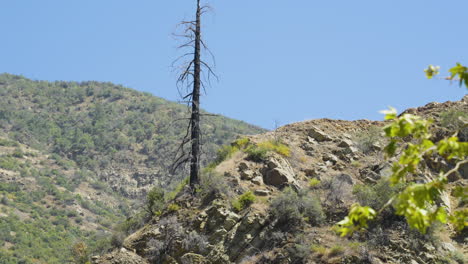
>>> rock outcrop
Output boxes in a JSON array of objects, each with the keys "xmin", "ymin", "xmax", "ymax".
[{"xmin": 94, "ymin": 96, "xmax": 467, "ymax": 264}]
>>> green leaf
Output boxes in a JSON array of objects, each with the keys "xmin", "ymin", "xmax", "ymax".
[
  {"xmin": 336, "ymin": 204, "xmax": 376, "ymax": 237},
  {"xmin": 424, "ymin": 65, "xmax": 440, "ymax": 79},
  {"xmin": 380, "ymin": 107, "xmax": 397, "ymax": 120},
  {"xmin": 448, "ymin": 63, "xmax": 468, "ymax": 88}
]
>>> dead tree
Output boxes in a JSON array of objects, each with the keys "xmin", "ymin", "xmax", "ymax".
[{"xmin": 171, "ymin": 0, "xmax": 216, "ymax": 191}]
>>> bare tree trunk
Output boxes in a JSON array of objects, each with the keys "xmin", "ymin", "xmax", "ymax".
[
  {"xmin": 171, "ymin": 0, "xmax": 216, "ymax": 193},
  {"xmin": 189, "ymin": 0, "xmax": 202, "ymax": 189}
]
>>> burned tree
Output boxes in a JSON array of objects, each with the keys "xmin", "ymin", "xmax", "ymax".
[{"xmin": 172, "ymin": 0, "xmax": 216, "ymax": 191}]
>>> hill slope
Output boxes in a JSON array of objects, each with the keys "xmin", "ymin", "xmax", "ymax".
[
  {"xmin": 0, "ymin": 73, "xmax": 265, "ymax": 197},
  {"xmin": 95, "ymin": 96, "xmax": 467, "ymax": 264},
  {"xmin": 0, "ymin": 73, "xmax": 266, "ymax": 263}
]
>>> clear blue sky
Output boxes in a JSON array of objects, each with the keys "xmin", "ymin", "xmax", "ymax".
[{"xmin": 1, "ymin": 1, "xmax": 467, "ymax": 129}]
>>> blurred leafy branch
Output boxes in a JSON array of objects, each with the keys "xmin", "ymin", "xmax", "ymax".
[
  {"xmin": 425, "ymin": 63, "xmax": 468, "ymax": 88},
  {"xmin": 337, "ymin": 64, "xmax": 468, "ymax": 236}
]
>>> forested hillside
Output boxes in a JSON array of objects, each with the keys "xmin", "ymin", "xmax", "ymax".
[
  {"xmin": 0, "ymin": 73, "xmax": 264, "ymax": 196},
  {"xmin": 0, "ymin": 73, "xmax": 265, "ymax": 263}
]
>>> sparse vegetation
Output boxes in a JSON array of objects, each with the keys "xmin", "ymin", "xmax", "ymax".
[
  {"xmin": 167, "ymin": 203, "xmax": 181, "ymax": 212},
  {"xmin": 232, "ymin": 191, "xmax": 256, "ymax": 211},
  {"xmin": 197, "ymin": 171, "xmax": 232, "ymax": 201},
  {"xmin": 146, "ymin": 216, "xmax": 207, "ymax": 263},
  {"xmin": 354, "ymin": 125, "xmax": 383, "ymax": 153},
  {"xmin": 0, "ymin": 138, "xmax": 20, "ymax": 147},
  {"xmin": 338, "ymin": 109, "xmax": 468, "ymax": 237},
  {"xmin": 308, "ymin": 178, "xmax": 321, "ymax": 188},
  {"xmin": 449, "ymin": 250, "xmax": 466, "ymax": 264},
  {"xmin": 208, "ymin": 137, "xmax": 250, "ymax": 169},
  {"xmin": 439, "ymin": 109, "xmax": 468, "ymax": 141},
  {"xmin": 353, "ymin": 178, "xmax": 403, "ymax": 216},
  {"xmin": 258, "ymin": 140, "xmax": 291, "ymax": 157},
  {"xmin": 270, "ymin": 187, "xmax": 325, "ymax": 229},
  {"xmin": 245, "ymin": 144, "xmax": 269, "ymax": 162},
  {"xmin": 165, "ymin": 177, "xmax": 189, "ymax": 201},
  {"xmin": 146, "ymin": 187, "xmax": 165, "ymax": 216}
]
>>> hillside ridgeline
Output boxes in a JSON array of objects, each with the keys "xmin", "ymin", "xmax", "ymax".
[
  {"xmin": 0, "ymin": 73, "xmax": 265, "ymax": 263},
  {"xmin": 95, "ymin": 96, "xmax": 467, "ymax": 264}
]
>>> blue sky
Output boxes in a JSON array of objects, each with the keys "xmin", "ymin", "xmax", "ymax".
[{"xmin": 1, "ymin": 1, "xmax": 467, "ymax": 129}]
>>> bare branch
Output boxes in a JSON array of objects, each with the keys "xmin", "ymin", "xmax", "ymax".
[{"xmin": 171, "ymin": 52, "xmax": 195, "ymax": 67}]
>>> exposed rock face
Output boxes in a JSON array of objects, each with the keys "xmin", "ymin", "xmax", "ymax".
[
  {"xmin": 94, "ymin": 96, "xmax": 467, "ymax": 264},
  {"xmin": 262, "ymin": 156, "xmax": 297, "ymax": 187},
  {"xmin": 93, "ymin": 248, "xmax": 149, "ymax": 264},
  {"xmin": 99, "ymin": 169, "xmax": 161, "ymax": 198},
  {"xmin": 308, "ymin": 126, "xmax": 333, "ymax": 142}
]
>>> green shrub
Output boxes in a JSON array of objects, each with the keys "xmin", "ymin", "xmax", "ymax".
[
  {"xmin": 0, "ymin": 138, "xmax": 19, "ymax": 147},
  {"xmin": 354, "ymin": 126, "xmax": 383, "ymax": 153},
  {"xmin": 197, "ymin": 171, "xmax": 231, "ymax": 201},
  {"xmin": 11, "ymin": 148, "xmax": 24, "ymax": 158},
  {"xmin": 308, "ymin": 178, "xmax": 321, "ymax": 188},
  {"xmin": 440, "ymin": 109, "xmax": 468, "ymax": 128},
  {"xmin": 270, "ymin": 187, "xmax": 302, "ymax": 227},
  {"xmin": 439, "ymin": 109, "xmax": 468, "ymax": 141},
  {"xmin": 234, "ymin": 137, "xmax": 250, "ymax": 148},
  {"xmin": 214, "ymin": 145, "xmax": 239, "ymax": 165},
  {"xmin": 232, "ymin": 191, "xmax": 256, "ymax": 211},
  {"xmin": 165, "ymin": 177, "xmax": 189, "ymax": 201},
  {"xmin": 0, "ymin": 156, "xmax": 20, "ymax": 170},
  {"xmin": 258, "ymin": 140, "xmax": 291, "ymax": 157},
  {"xmin": 311, "ymin": 244, "xmax": 328, "ymax": 256},
  {"xmin": 116, "ymin": 211, "xmax": 147, "ymax": 235},
  {"xmin": 146, "ymin": 187, "xmax": 165, "ymax": 216},
  {"xmin": 328, "ymin": 244, "xmax": 345, "ymax": 257},
  {"xmin": 449, "ymin": 250, "xmax": 466, "ymax": 264},
  {"xmin": 245, "ymin": 145, "xmax": 269, "ymax": 162},
  {"xmin": 245, "ymin": 140, "xmax": 291, "ymax": 162},
  {"xmin": 270, "ymin": 188, "xmax": 325, "ymax": 228},
  {"xmin": 208, "ymin": 137, "xmax": 251, "ymax": 169},
  {"xmin": 302, "ymin": 194, "xmax": 326, "ymax": 226},
  {"xmin": 353, "ymin": 178, "xmax": 403, "ymax": 215},
  {"xmin": 167, "ymin": 203, "xmax": 180, "ymax": 213}
]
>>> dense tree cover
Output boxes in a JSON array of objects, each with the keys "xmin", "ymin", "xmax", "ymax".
[
  {"xmin": 0, "ymin": 165, "xmax": 120, "ymax": 263},
  {"xmin": 0, "ymin": 73, "xmax": 264, "ymax": 263},
  {"xmin": 0, "ymin": 73, "xmax": 264, "ymax": 184}
]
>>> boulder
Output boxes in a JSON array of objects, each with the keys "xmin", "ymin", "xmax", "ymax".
[
  {"xmin": 223, "ymin": 212, "xmax": 241, "ymax": 231},
  {"xmin": 262, "ymin": 157, "xmax": 297, "ymax": 187},
  {"xmin": 254, "ymin": 189, "xmax": 270, "ymax": 196},
  {"xmin": 264, "ymin": 167, "xmax": 295, "ymax": 187},
  {"xmin": 338, "ymin": 139, "xmax": 354, "ymax": 148},
  {"xmin": 307, "ymin": 136, "xmax": 318, "ymax": 144},
  {"xmin": 439, "ymin": 242, "xmax": 456, "ymax": 253},
  {"xmin": 308, "ymin": 126, "xmax": 333, "ymax": 142},
  {"xmin": 240, "ymin": 169, "xmax": 255, "ymax": 180},
  {"xmin": 238, "ymin": 162, "xmax": 249, "ymax": 171},
  {"xmin": 323, "ymin": 154, "xmax": 339, "ymax": 165},
  {"xmin": 251, "ymin": 176, "xmax": 263, "ymax": 185}
]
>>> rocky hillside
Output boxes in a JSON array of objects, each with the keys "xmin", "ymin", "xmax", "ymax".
[
  {"xmin": 0, "ymin": 73, "xmax": 265, "ymax": 264},
  {"xmin": 95, "ymin": 96, "xmax": 467, "ymax": 264}
]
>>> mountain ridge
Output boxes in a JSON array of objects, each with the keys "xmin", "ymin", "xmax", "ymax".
[
  {"xmin": 0, "ymin": 73, "xmax": 266, "ymax": 264},
  {"xmin": 95, "ymin": 95, "xmax": 467, "ymax": 264}
]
